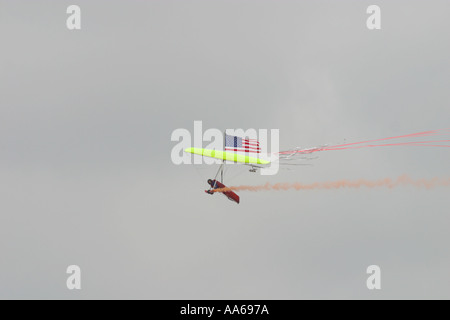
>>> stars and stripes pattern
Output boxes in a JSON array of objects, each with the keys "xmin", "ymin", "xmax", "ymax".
[{"xmin": 225, "ymin": 134, "xmax": 261, "ymax": 153}]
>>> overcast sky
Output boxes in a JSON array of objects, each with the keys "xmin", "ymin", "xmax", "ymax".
[{"xmin": 1, "ymin": 0, "xmax": 449, "ymax": 299}]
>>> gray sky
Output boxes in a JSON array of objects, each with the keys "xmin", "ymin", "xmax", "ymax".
[{"xmin": 1, "ymin": 0, "xmax": 449, "ymax": 299}]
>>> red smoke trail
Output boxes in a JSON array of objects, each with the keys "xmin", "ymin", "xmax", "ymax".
[
  {"xmin": 213, "ymin": 175, "xmax": 450, "ymax": 193},
  {"xmin": 321, "ymin": 140, "xmax": 450, "ymax": 151},
  {"xmin": 278, "ymin": 129, "xmax": 450, "ymax": 155},
  {"xmin": 328, "ymin": 130, "xmax": 439, "ymax": 149}
]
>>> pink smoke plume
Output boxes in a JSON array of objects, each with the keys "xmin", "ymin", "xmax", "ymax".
[{"xmin": 214, "ymin": 175, "xmax": 450, "ymax": 193}]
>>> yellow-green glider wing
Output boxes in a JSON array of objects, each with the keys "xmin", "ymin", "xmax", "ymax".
[{"xmin": 184, "ymin": 148, "xmax": 270, "ymax": 165}]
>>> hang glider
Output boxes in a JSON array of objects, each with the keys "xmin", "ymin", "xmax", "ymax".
[
  {"xmin": 184, "ymin": 133, "xmax": 318, "ymax": 204},
  {"xmin": 185, "ymin": 134, "xmax": 272, "ymax": 204}
]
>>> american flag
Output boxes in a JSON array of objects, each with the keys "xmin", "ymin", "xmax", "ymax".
[{"xmin": 225, "ymin": 134, "xmax": 261, "ymax": 153}]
